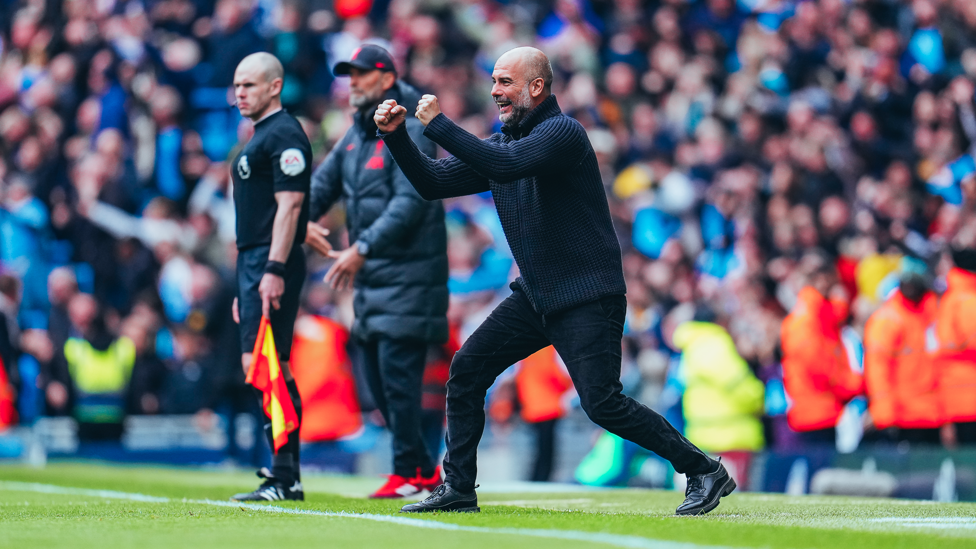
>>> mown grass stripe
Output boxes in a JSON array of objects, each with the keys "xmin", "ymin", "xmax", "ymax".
[{"xmin": 0, "ymin": 481, "xmax": 729, "ymax": 549}]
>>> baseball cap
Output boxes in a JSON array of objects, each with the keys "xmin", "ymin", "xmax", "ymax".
[{"xmin": 334, "ymin": 45, "xmax": 396, "ymax": 76}]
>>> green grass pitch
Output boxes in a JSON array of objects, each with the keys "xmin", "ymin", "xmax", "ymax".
[{"xmin": 1, "ymin": 463, "xmax": 975, "ymax": 548}]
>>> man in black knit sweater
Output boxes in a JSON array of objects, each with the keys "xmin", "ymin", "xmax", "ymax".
[{"xmin": 375, "ymin": 47, "xmax": 734, "ymax": 516}]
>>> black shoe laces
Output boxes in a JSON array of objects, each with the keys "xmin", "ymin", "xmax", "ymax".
[{"xmin": 686, "ymin": 475, "xmax": 704, "ymax": 495}]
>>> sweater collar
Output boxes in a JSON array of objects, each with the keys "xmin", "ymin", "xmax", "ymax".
[{"xmin": 501, "ymin": 94, "xmax": 561, "ymax": 139}]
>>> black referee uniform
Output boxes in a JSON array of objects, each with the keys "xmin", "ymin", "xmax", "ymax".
[
  {"xmin": 232, "ymin": 109, "xmax": 311, "ymax": 358},
  {"xmin": 231, "ymin": 108, "xmax": 310, "ymax": 496}
]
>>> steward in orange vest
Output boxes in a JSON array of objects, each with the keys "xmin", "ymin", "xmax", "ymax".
[
  {"xmin": 516, "ymin": 345, "xmax": 574, "ymax": 482},
  {"xmin": 516, "ymin": 345, "xmax": 574, "ymax": 424},
  {"xmin": 864, "ymin": 274, "xmax": 942, "ymax": 444},
  {"xmin": 289, "ymin": 314, "xmax": 362, "ymax": 442},
  {"xmin": 780, "ymin": 255, "xmax": 863, "ymax": 442},
  {"xmin": 936, "ymin": 249, "xmax": 976, "ymax": 444},
  {"xmin": 489, "ymin": 345, "xmax": 574, "ymax": 482}
]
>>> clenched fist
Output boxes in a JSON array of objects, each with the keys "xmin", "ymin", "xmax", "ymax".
[
  {"xmin": 416, "ymin": 94, "xmax": 441, "ymax": 126},
  {"xmin": 375, "ymin": 99, "xmax": 407, "ymax": 133}
]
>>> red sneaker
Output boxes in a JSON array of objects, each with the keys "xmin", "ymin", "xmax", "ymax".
[
  {"xmin": 416, "ymin": 466, "xmax": 443, "ymax": 492},
  {"xmin": 369, "ymin": 474, "xmax": 424, "ymax": 499}
]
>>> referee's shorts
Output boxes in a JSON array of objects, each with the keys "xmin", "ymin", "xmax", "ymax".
[{"xmin": 237, "ymin": 244, "xmax": 306, "ymax": 359}]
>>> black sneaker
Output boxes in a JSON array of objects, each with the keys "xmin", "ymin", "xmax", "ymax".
[
  {"xmin": 675, "ymin": 459, "xmax": 735, "ymax": 516},
  {"xmin": 400, "ymin": 484, "xmax": 479, "ymax": 513},
  {"xmin": 231, "ymin": 468, "xmax": 305, "ymax": 502}
]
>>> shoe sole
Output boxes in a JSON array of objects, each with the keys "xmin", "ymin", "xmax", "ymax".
[
  {"xmin": 400, "ymin": 505, "xmax": 480, "ymax": 513},
  {"xmin": 674, "ymin": 476, "xmax": 737, "ymax": 516}
]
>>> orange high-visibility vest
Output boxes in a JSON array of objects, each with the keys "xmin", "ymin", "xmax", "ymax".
[
  {"xmin": 289, "ymin": 315, "xmax": 362, "ymax": 441},
  {"xmin": 936, "ymin": 268, "xmax": 976, "ymax": 423},
  {"xmin": 781, "ymin": 287, "xmax": 864, "ymax": 432},
  {"xmin": 864, "ymin": 291, "xmax": 942, "ymax": 429},
  {"xmin": 516, "ymin": 346, "xmax": 573, "ymax": 423}
]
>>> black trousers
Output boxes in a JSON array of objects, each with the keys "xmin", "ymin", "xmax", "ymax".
[
  {"xmin": 361, "ymin": 337, "xmax": 435, "ymax": 478},
  {"xmin": 443, "ymin": 289, "xmax": 713, "ymax": 492},
  {"xmin": 237, "ymin": 244, "xmax": 305, "ymax": 358}
]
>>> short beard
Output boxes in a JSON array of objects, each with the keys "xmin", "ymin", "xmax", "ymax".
[
  {"xmin": 500, "ymin": 84, "xmax": 533, "ymax": 129},
  {"xmin": 349, "ymin": 87, "xmax": 383, "ymax": 110}
]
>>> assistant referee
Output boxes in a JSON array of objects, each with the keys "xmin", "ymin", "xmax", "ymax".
[{"xmin": 228, "ymin": 52, "xmax": 310, "ymax": 502}]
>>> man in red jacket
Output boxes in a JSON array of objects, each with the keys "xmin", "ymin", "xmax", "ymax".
[
  {"xmin": 864, "ymin": 269, "xmax": 942, "ymax": 445},
  {"xmin": 781, "ymin": 252, "xmax": 864, "ymax": 446},
  {"xmin": 937, "ymin": 244, "xmax": 976, "ymax": 445}
]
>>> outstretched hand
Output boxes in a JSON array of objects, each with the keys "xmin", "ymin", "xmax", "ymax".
[
  {"xmin": 324, "ymin": 246, "xmax": 366, "ymax": 291},
  {"xmin": 305, "ymin": 222, "xmax": 332, "ymax": 256},
  {"xmin": 375, "ymin": 99, "xmax": 407, "ymax": 133}
]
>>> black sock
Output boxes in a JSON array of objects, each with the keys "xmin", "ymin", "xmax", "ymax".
[
  {"xmin": 272, "ymin": 451, "xmax": 295, "ymax": 484},
  {"xmin": 253, "ymin": 381, "xmax": 303, "ymax": 485},
  {"xmin": 253, "ymin": 387, "xmax": 275, "ymax": 452},
  {"xmin": 285, "ymin": 378, "xmax": 303, "ymax": 482}
]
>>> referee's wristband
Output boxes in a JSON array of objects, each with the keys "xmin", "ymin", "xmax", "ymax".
[{"xmin": 264, "ymin": 260, "xmax": 287, "ymax": 277}]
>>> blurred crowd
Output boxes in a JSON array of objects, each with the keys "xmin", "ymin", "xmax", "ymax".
[{"xmin": 0, "ymin": 0, "xmax": 976, "ymax": 476}]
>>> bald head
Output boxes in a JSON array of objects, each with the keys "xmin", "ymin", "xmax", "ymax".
[
  {"xmin": 491, "ymin": 47, "xmax": 553, "ymax": 128},
  {"xmin": 497, "ymin": 47, "xmax": 553, "ymax": 93},
  {"xmin": 238, "ymin": 52, "xmax": 284, "ymax": 83},
  {"xmin": 234, "ymin": 52, "xmax": 284, "ymax": 120}
]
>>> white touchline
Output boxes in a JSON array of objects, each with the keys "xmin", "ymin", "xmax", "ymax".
[{"xmin": 0, "ymin": 481, "xmax": 731, "ymax": 549}]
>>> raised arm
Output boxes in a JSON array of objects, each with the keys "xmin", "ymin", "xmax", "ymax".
[
  {"xmin": 357, "ymin": 121, "xmax": 436, "ymax": 256},
  {"xmin": 375, "ymin": 100, "xmax": 489, "ymax": 200},
  {"xmin": 422, "ymin": 111, "xmax": 589, "ymax": 183}
]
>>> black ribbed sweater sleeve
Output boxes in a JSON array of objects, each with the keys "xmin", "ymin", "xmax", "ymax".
[
  {"xmin": 423, "ymin": 112, "xmax": 588, "ymax": 182},
  {"xmin": 381, "ymin": 123, "xmax": 489, "ymax": 200}
]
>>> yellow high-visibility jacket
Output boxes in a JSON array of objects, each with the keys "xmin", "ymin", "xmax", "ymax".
[{"xmin": 673, "ymin": 321, "xmax": 765, "ymax": 453}]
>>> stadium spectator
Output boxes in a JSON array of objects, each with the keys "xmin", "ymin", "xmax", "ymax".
[
  {"xmin": 780, "ymin": 252, "xmax": 864, "ymax": 446},
  {"xmin": 488, "ymin": 345, "xmax": 575, "ymax": 483},
  {"xmin": 60, "ymin": 293, "xmax": 135, "ymax": 441},
  {"xmin": 671, "ymin": 307, "xmax": 765, "ymax": 483},
  {"xmin": 32, "ymin": 268, "xmax": 78, "ymax": 417},
  {"xmin": 937, "ymin": 236, "xmax": 976, "ymax": 446},
  {"xmin": 863, "ymin": 262, "xmax": 943, "ymax": 446},
  {"xmin": 514, "ymin": 346, "xmax": 574, "ymax": 483},
  {"xmin": 289, "ymin": 302, "xmax": 363, "ymax": 443},
  {"xmin": 149, "ymin": 86, "xmax": 189, "ymax": 205}
]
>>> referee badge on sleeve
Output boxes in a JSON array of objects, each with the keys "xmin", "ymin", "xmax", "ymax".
[{"xmin": 280, "ymin": 148, "xmax": 306, "ymax": 176}]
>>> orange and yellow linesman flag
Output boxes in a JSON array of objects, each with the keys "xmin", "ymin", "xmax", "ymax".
[
  {"xmin": 0, "ymin": 355, "xmax": 17, "ymax": 429},
  {"xmin": 246, "ymin": 316, "xmax": 298, "ymax": 452}
]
